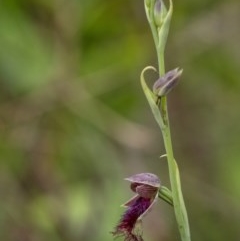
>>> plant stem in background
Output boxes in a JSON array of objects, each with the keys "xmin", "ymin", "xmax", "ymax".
[{"xmin": 141, "ymin": 1, "xmax": 191, "ymax": 241}]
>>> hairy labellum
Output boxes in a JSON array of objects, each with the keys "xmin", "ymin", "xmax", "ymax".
[{"xmin": 112, "ymin": 197, "xmax": 151, "ymax": 241}]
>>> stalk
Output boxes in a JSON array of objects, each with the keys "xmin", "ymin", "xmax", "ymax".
[{"xmin": 141, "ymin": 1, "xmax": 191, "ymax": 240}]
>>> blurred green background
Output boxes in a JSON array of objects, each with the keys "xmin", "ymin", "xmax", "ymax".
[{"xmin": 0, "ymin": 0, "xmax": 240, "ymax": 241}]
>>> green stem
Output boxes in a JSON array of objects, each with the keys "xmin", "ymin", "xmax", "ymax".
[
  {"xmin": 158, "ymin": 26, "xmax": 191, "ymax": 241},
  {"xmin": 144, "ymin": 1, "xmax": 191, "ymax": 241},
  {"xmin": 162, "ymin": 118, "xmax": 191, "ymax": 241}
]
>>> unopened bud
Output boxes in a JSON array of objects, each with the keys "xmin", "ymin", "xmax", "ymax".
[
  {"xmin": 154, "ymin": 0, "xmax": 167, "ymax": 27},
  {"xmin": 153, "ymin": 68, "xmax": 183, "ymax": 97}
]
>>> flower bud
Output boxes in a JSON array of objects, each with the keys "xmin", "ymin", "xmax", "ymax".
[
  {"xmin": 154, "ymin": 0, "xmax": 167, "ymax": 27},
  {"xmin": 153, "ymin": 68, "xmax": 183, "ymax": 97}
]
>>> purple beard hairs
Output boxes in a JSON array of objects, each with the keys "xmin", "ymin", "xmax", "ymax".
[{"xmin": 112, "ymin": 196, "xmax": 151, "ymax": 241}]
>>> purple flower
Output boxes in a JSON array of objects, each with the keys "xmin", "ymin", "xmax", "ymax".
[{"xmin": 112, "ymin": 173, "xmax": 161, "ymax": 241}]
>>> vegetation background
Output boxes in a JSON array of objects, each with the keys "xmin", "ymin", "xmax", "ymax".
[{"xmin": 0, "ymin": 0, "xmax": 240, "ymax": 241}]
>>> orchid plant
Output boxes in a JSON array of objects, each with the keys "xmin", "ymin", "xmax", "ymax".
[{"xmin": 112, "ymin": 1, "xmax": 191, "ymax": 241}]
